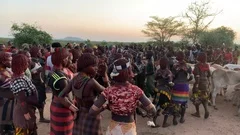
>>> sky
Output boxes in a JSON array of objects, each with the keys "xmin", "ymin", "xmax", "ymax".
[{"xmin": 1, "ymin": 0, "xmax": 240, "ymax": 42}]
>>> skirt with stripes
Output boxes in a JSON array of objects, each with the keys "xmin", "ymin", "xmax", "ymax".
[
  {"xmin": 73, "ymin": 107, "xmax": 102, "ymax": 135},
  {"xmin": 50, "ymin": 99, "xmax": 74, "ymax": 135},
  {"xmin": 172, "ymin": 83, "xmax": 189, "ymax": 104},
  {"xmin": 0, "ymin": 98, "xmax": 14, "ymax": 125}
]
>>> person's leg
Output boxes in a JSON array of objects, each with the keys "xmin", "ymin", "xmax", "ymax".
[
  {"xmin": 180, "ymin": 104, "xmax": 186, "ymax": 123},
  {"xmin": 191, "ymin": 104, "xmax": 201, "ymax": 117},
  {"xmin": 202, "ymin": 100, "xmax": 209, "ymax": 119},
  {"xmin": 39, "ymin": 104, "xmax": 50, "ymax": 123},
  {"xmin": 162, "ymin": 115, "xmax": 170, "ymax": 128}
]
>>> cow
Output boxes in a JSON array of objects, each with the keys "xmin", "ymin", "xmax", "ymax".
[{"xmin": 210, "ymin": 64, "xmax": 240, "ymax": 109}]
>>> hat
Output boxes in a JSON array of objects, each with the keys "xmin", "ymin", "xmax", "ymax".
[{"xmin": 110, "ymin": 59, "xmax": 130, "ymax": 78}]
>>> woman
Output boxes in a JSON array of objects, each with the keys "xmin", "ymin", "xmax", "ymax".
[
  {"xmin": 30, "ymin": 46, "xmax": 49, "ymax": 123},
  {"xmin": 171, "ymin": 51, "xmax": 193, "ymax": 125},
  {"xmin": 89, "ymin": 58, "xmax": 156, "ymax": 135},
  {"xmin": 0, "ymin": 52, "xmax": 14, "ymax": 134},
  {"xmin": 58, "ymin": 53, "xmax": 106, "ymax": 135},
  {"xmin": 153, "ymin": 57, "xmax": 174, "ymax": 128},
  {"xmin": 191, "ymin": 52, "xmax": 210, "ymax": 119},
  {"xmin": 48, "ymin": 48, "xmax": 78, "ymax": 135},
  {"xmin": 10, "ymin": 54, "xmax": 41, "ymax": 135}
]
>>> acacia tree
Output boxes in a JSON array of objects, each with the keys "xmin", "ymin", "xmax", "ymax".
[
  {"xmin": 142, "ymin": 16, "xmax": 185, "ymax": 45},
  {"xmin": 183, "ymin": 1, "xmax": 222, "ymax": 43},
  {"xmin": 199, "ymin": 26, "xmax": 236, "ymax": 47},
  {"xmin": 11, "ymin": 23, "xmax": 52, "ymax": 47}
]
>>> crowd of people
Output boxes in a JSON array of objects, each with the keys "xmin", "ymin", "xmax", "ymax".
[{"xmin": 0, "ymin": 41, "xmax": 239, "ymax": 135}]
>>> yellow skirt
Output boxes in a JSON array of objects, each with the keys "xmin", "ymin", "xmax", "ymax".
[{"xmin": 106, "ymin": 120, "xmax": 137, "ymax": 135}]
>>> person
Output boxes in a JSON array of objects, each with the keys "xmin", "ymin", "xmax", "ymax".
[
  {"xmin": 58, "ymin": 53, "xmax": 105, "ymax": 135},
  {"xmin": 152, "ymin": 57, "xmax": 174, "ymax": 128},
  {"xmin": 10, "ymin": 54, "xmax": 41, "ymax": 135},
  {"xmin": 48, "ymin": 48, "xmax": 78, "ymax": 135},
  {"xmin": 223, "ymin": 48, "xmax": 233, "ymax": 65},
  {"xmin": 18, "ymin": 50, "xmax": 32, "ymax": 79},
  {"xmin": 89, "ymin": 58, "xmax": 156, "ymax": 135},
  {"xmin": 233, "ymin": 46, "xmax": 239, "ymax": 64},
  {"xmin": 0, "ymin": 44, "xmax": 6, "ymax": 52},
  {"xmin": 212, "ymin": 48, "xmax": 223, "ymax": 65},
  {"xmin": 63, "ymin": 53, "xmax": 74, "ymax": 79},
  {"xmin": 29, "ymin": 46, "xmax": 49, "ymax": 123},
  {"xmin": 95, "ymin": 59, "xmax": 110, "ymax": 87},
  {"xmin": 45, "ymin": 42, "xmax": 62, "ymax": 78},
  {"xmin": 134, "ymin": 54, "xmax": 145, "ymax": 90},
  {"xmin": 191, "ymin": 52, "xmax": 210, "ymax": 119},
  {"xmin": 145, "ymin": 51, "xmax": 155, "ymax": 97},
  {"xmin": 171, "ymin": 51, "xmax": 193, "ymax": 125},
  {"xmin": 0, "ymin": 52, "xmax": 14, "ymax": 134}
]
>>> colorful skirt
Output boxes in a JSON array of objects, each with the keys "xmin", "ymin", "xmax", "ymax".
[
  {"xmin": 190, "ymin": 90, "xmax": 209, "ymax": 105},
  {"xmin": 50, "ymin": 99, "xmax": 74, "ymax": 135},
  {"xmin": 153, "ymin": 88, "xmax": 171, "ymax": 110},
  {"xmin": 15, "ymin": 127, "xmax": 37, "ymax": 135},
  {"xmin": 172, "ymin": 83, "xmax": 189, "ymax": 104},
  {"xmin": 73, "ymin": 108, "xmax": 102, "ymax": 135},
  {"xmin": 0, "ymin": 98, "xmax": 14, "ymax": 125},
  {"xmin": 106, "ymin": 120, "xmax": 136, "ymax": 135}
]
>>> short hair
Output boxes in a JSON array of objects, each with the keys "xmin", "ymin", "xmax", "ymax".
[
  {"xmin": 52, "ymin": 42, "xmax": 62, "ymax": 48},
  {"xmin": 12, "ymin": 54, "xmax": 28, "ymax": 76},
  {"xmin": 70, "ymin": 49, "xmax": 81, "ymax": 63},
  {"xmin": 77, "ymin": 53, "xmax": 98, "ymax": 72},
  {"xmin": 176, "ymin": 51, "xmax": 185, "ymax": 61},
  {"xmin": 0, "ymin": 52, "xmax": 11, "ymax": 65},
  {"xmin": 51, "ymin": 48, "xmax": 69, "ymax": 67},
  {"xmin": 30, "ymin": 46, "xmax": 40, "ymax": 58},
  {"xmin": 197, "ymin": 52, "xmax": 207, "ymax": 63}
]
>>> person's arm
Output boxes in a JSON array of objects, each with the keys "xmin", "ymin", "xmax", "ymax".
[
  {"xmin": 90, "ymin": 78, "xmax": 105, "ymax": 94},
  {"xmin": 17, "ymin": 91, "xmax": 30, "ymax": 115},
  {"xmin": 58, "ymin": 79, "xmax": 78, "ymax": 112},
  {"xmin": 58, "ymin": 80, "xmax": 73, "ymax": 98},
  {"xmin": 0, "ymin": 87, "xmax": 14, "ymax": 99},
  {"xmin": 193, "ymin": 65, "xmax": 200, "ymax": 92},
  {"xmin": 89, "ymin": 94, "xmax": 107, "ymax": 115},
  {"xmin": 102, "ymin": 74, "xmax": 110, "ymax": 87},
  {"xmin": 138, "ymin": 94, "xmax": 156, "ymax": 117}
]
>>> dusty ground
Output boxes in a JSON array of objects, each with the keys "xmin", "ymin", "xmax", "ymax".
[{"xmin": 36, "ymin": 92, "xmax": 240, "ymax": 135}]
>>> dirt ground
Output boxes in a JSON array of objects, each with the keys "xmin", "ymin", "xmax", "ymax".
[{"xmin": 35, "ymin": 91, "xmax": 240, "ymax": 135}]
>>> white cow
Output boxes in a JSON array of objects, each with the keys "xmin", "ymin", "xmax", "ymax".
[{"xmin": 211, "ymin": 64, "xmax": 240, "ymax": 109}]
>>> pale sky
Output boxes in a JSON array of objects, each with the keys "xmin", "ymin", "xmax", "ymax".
[{"xmin": 1, "ymin": 0, "xmax": 240, "ymax": 42}]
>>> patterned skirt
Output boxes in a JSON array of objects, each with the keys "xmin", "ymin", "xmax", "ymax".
[
  {"xmin": 15, "ymin": 127, "xmax": 37, "ymax": 135},
  {"xmin": 172, "ymin": 83, "xmax": 189, "ymax": 104},
  {"xmin": 50, "ymin": 99, "xmax": 74, "ymax": 135},
  {"xmin": 190, "ymin": 90, "xmax": 209, "ymax": 105},
  {"xmin": 106, "ymin": 120, "xmax": 136, "ymax": 135},
  {"xmin": 0, "ymin": 98, "xmax": 14, "ymax": 125},
  {"xmin": 73, "ymin": 108, "xmax": 102, "ymax": 135}
]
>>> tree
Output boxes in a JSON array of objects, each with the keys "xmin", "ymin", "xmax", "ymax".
[
  {"xmin": 11, "ymin": 23, "xmax": 52, "ymax": 47},
  {"xmin": 183, "ymin": 1, "xmax": 222, "ymax": 43},
  {"xmin": 142, "ymin": 16, "xmax": 185, "ymax": 45},
  {"xmin": 199, "ymin": 26, "xmax": 236, "ymax": 47}
]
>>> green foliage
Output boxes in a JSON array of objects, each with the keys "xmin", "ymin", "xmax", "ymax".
[
  {"xmin": 199, "ymin": 26, "xmax": 236, "ymax": 47},
  {"xmin": 142, "ymin": 16, "xmax": 185, "ymax": 45},
  {"xmin": 183, "ymin": 0, "xmax": 222, "ymax": 43},
  {"xmin": 11, "ymin": 23, "xmax": 52, "ymax": 47},
  {"xmin": 0, "ymin": 38, "xmax": 11, "ymax": 44}
]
